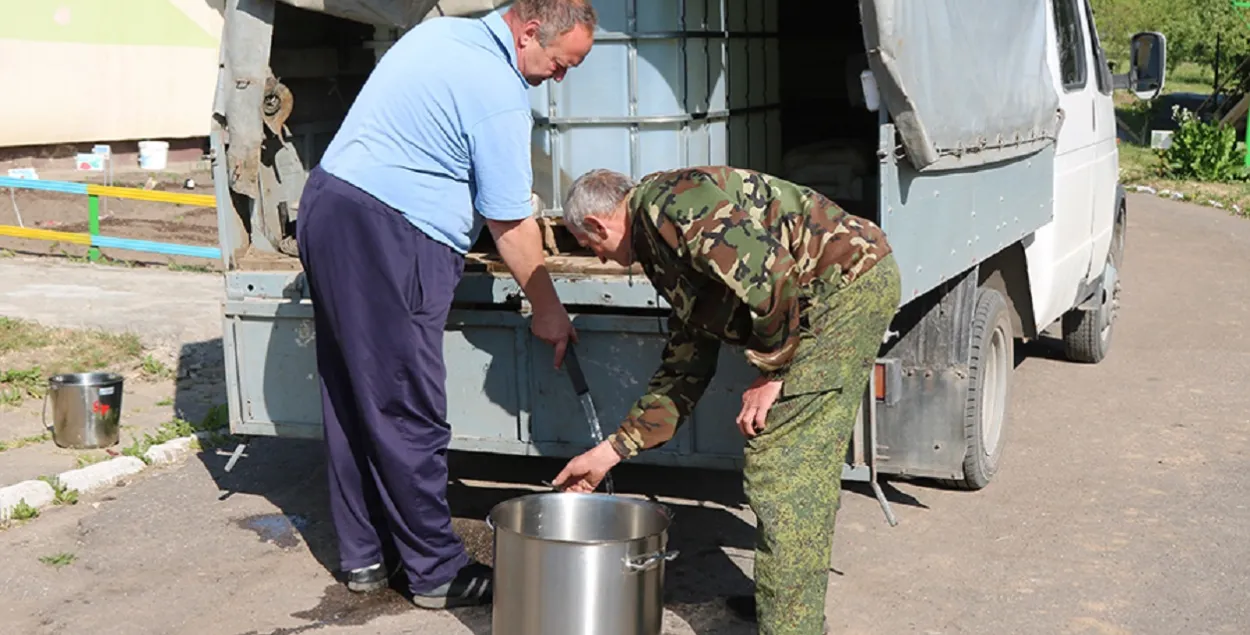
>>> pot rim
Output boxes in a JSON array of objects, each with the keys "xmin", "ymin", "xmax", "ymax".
[
  {"xmin": 487, "ymin": 491, "xmax": 672, "ymax": 546},
  {"xmin": 47, "ymin": 371, "xmax": 125, "ymax": 386}
]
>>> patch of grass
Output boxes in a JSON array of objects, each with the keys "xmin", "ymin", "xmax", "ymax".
[
  {"xmin": 0, "ymin": 317, "xmax": 54, "ymax": 355},
  {"xmin": 37, "ymin": 476, "xmax": 78, "ymax": 506},
  {"xmin": 0, "ymin": 317, "xmax": 145, "ymax": 407},
  {"xmin": 97, "ymin": 255, "xmax": 137, "ymax": 268},
  {"xmin": 1166, "ymin": 62, "xmax": 1215, "ymax": 96},
  {"xmin": 1120, "ymin": 143, "xmax": 1163, "ymax": 182},
  {"xmin": 121, "ymin": 404, "xmax": 232, "ymax": 464},
  {"xmin": 38, "ymin": 552, "xmax": 76, "ymax": 568},
  {"xmin": 54, "ymin": 246, "xmax": 92, "ymax": 265},
  {"xmin": 0, "ymin": 432, "xmax": 52, "ymax": 453},
  {"xmin": 75, "ymin": 452, "xmax": 108, "ymax": 468},
  {"xmin": 1119, "ymin": 141, "xmax": 1250, "ymax": 217},
  {"xmin": 140, "ymin": 355, "xmax": 174, "ymax": 380},
  {"xmin": 0, "ymin": 367, "xmax": 44, "ymax": 406},
  {"xmin": 156, "ymin": 397, "xmax": 174, "ymax": 407},
  {"xmin": 8, "ymin": 500, "xmax": 39, "ymax": 521},
  {"xmin": 167, "ymin": 262, "xmax": 216, "ymax": 274}
]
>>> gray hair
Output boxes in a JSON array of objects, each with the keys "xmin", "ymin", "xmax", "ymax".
[
  {"xmin": 562, "ymin": 169, "xmax": 635, "ymax": 234},
  {"xmin": 510, "ymin": 0, "xmax": 598, "ymax": 46}
]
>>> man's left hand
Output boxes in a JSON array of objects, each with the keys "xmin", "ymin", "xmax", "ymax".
[{"xmin": 737, "ymin": 376, "xmax": 783, "ymax": 438}]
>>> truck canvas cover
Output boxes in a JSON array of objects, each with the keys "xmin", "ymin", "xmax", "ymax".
[
  {"xmin": 267, "ymin": 0, "xmax": 1063, "ymax": 173},
  {"xmin": 861, "ymin": 0, "xmax": 1063, "ymax": 171},
  {"xmin": 276, "ymin": 0, "xmax": 504, "ymax": 28}
]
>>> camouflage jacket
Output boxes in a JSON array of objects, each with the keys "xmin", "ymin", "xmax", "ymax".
[{"xmin": 607, "ymin": 166, "xmax": 892, "ymax": 460}]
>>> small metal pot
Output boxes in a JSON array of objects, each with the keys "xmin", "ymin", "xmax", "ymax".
[
  {"xmin": 488, "ymin": 492, "xmax": 678, "ymax": 635},
  {"xmin": 44, "ymin": 372, "xmax": 125, "ymax": 449}
]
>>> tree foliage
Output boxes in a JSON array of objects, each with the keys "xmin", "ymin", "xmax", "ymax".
[{"xmin": 1091, "ymin": 0, "xmax": 1250, "ymax": 77}]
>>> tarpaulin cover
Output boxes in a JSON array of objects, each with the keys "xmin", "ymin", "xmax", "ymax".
[
  {"xmin": 860, "ymin": 0, "xmax": 1063, "ymax": 171},
  {"xmin": 276, "ymin": 0, "xmax": 506, "ymax": 29},
  {"xmin": 275, "ymin": 0, "xmax": 1064, "ymax": 172}
]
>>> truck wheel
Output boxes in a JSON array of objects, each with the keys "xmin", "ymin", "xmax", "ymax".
[
  {"xmin": 1062, "ymin": 206, "xmax": 1126, "ymax": 364},
  {"xmin": 941, "ymin": 286, "xmax": 1013, "ymax": 491}
]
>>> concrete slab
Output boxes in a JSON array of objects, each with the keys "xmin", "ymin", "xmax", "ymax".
[
  {"xmin": 0, "ymin": 480, "xmax": 54, "ymax": 520},
  {"xmin": 57, "ymin": 457, "xmax": 146, "ymax": 494}
]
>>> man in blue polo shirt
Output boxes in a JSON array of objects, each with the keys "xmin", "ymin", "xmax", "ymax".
[{"xmin": 295, "ymin": 0, "xmax": 596, "ymax": 610}]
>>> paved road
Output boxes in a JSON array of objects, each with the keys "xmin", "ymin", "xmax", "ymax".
[{"xmin": 1, "ymin": 194, "xmax": 1248, "ymax": 635}]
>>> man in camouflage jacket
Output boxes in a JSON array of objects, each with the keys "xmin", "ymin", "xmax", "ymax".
[{"xmin": 552, "ymin": 166, "xmax": 902, "ymax": 635}]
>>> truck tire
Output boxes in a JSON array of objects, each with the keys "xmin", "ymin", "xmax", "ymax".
[
  {"xmin": 1062, "ymin": 205, "xmax": 1126, "ymax": 364},
  {"xmin": 941, "ymin": 286, "xmax": 1013, "ymax": 490}
]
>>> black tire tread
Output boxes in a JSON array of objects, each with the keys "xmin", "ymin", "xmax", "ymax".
[{"xmin": 1062, "ymin": 307, "xmax": 1106, "ymax": 363}]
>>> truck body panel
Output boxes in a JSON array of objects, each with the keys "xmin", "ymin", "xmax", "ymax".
[{"xmin": 210, "ymin": 0, "xmax": 1164, "ymax": 491}]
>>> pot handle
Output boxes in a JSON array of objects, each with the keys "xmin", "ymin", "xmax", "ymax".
[
  {"xmin": 41, "ymin": 384, "xmax": 51, "ymax": 433},
  {"xmin": 624, "ymin": 550, "xmax": 679, "ymax": 573}
]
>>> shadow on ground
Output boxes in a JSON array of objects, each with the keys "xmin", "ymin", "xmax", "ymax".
[
  {"xmin": 178, "ymin": 331, "xmax": 1065, "ymax": 634},
  {"xmin": 191, "ymin": 432, "xmax": 766, "ymax": 634},
  {"xmin": 171, "ymin": 337, "xmax": 232, "ymax": 425}
]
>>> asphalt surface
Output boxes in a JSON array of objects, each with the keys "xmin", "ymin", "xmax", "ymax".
[{"xmin": 1, "ymin": 193, "xmax": 1247, "ymax": 635}]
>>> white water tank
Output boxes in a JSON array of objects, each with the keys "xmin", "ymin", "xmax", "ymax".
[{"xmin": 478, "ymin": 0, "xmax": 781, "ymax": 215}]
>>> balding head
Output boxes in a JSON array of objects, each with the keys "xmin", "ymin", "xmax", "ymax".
[{"xmin": 504, "ymin": 0, "xmax": 598, "ymax": 85}]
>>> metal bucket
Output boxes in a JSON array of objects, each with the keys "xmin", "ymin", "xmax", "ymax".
[
  {"xmin": 488, "ymin": 492, "xmax": 678, "ymax": 635},
  {"xmin": 44, "ymin": 372, "xmax": 125, "ymax": 449}
]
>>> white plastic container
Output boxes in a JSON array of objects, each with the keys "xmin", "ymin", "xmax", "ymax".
[
  {"xmin": 481, "ymin": 0, "xmax": 781, "ymax": 214},
  {"xmin": 138, "ymin": 140, "xmax": 169, "ymax": 170}
]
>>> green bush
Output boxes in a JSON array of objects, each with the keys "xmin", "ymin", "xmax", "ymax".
[{"xmin": 1161, "ymin": 106, "xmax": 1246, "ymax": 181}]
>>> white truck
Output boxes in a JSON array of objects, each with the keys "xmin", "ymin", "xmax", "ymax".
[{"xmin": 209, "ymin": 0, "xmax": 1166, "ymax": 520}]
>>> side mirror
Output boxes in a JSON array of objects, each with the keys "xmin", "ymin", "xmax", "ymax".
[{"xmin": 1116, "ymin": 31, "xmax": 1167, "ymax": 100}]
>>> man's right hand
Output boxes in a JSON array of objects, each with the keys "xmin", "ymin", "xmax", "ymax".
[
  {"xmin": 531, "ymin": 304, "xmax": 577, "ymax": 369},
  {"xmin": 485, "ymin": 215, "xmax": 577, "ymax": 367}
]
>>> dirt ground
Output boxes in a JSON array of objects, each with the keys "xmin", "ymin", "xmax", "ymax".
[
  {"xmin": 0, "ymin": 259, "xmax": 231, "ymax": 491},
  {"xmin": 0, "ymin": 194, "xmax": 1247, "ymax": 635},
  {"xmin": 0, "ymin": 170, "xmax": 223, "ymax": 271}
]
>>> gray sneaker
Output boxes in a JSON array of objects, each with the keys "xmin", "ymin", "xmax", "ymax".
[
  {"xmin": 412, "ymin": 561, "xmax": 493, "ymax": 610},
  {"xmin": 346, "ymin": 562, "xmax": 399, "ymax": 593}
]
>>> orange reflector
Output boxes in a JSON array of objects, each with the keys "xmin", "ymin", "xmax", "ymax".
[{"xmin": 873, "ymin": 363, "xmax": 886, "ymax": 400}]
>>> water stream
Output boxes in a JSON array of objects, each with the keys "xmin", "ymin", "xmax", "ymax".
[{"xmin": 581, "ymin": 396, "xmax": 615, "ymax": 495}]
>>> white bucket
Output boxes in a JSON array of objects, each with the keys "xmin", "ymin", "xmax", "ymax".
[{"xmin": 138, "ymin": 140, "xmax": 169, "ymax": 170}]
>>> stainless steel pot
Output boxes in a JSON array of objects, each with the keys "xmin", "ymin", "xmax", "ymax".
[
  {"xmin": 488, "ymin": 492, "xmax": 678, "ymax": 635},
  {"xmin": 44, "ymin": 372, "xmax": 125, "ymax": 449}
]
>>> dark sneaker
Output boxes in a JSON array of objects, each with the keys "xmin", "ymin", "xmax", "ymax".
[
  {"xmin": 726, "ymin": 595, "xmax": 829, "ymax": 633},
  {"xmin": 412, "ymin": 561, "xmax": 493, "ymax": 610},
  {"xmin": 346, "ymin": 562, "xmax": 398, "ymax": 593}
]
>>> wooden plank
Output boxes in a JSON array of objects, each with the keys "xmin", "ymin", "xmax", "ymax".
[{"xmin": 1221, "ymin": 94, "xmax": 1250, "ymax": 128}]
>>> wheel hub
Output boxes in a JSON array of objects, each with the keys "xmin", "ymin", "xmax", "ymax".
[
  {"xmin": 1099, "ymin": 259, "xmax": 1120, "ymax": 340},
  {"xmin": 981, "ymin": 323, "xmax": 1009, "ymax": 456}
]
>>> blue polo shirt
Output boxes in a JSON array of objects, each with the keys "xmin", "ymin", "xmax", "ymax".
[{"xmin": 317, "ymin": 12, "xmax": 534, "ymax": 254}]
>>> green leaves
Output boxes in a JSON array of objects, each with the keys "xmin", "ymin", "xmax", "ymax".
[{"xmin": 1161, "ymin": 106, "xmax": 1247, "ymax": 182}]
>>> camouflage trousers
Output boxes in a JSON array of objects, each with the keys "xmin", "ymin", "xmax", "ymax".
[{"xmin": 743, "ymin": 253, "xmax": 901, "ymax": 635}]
